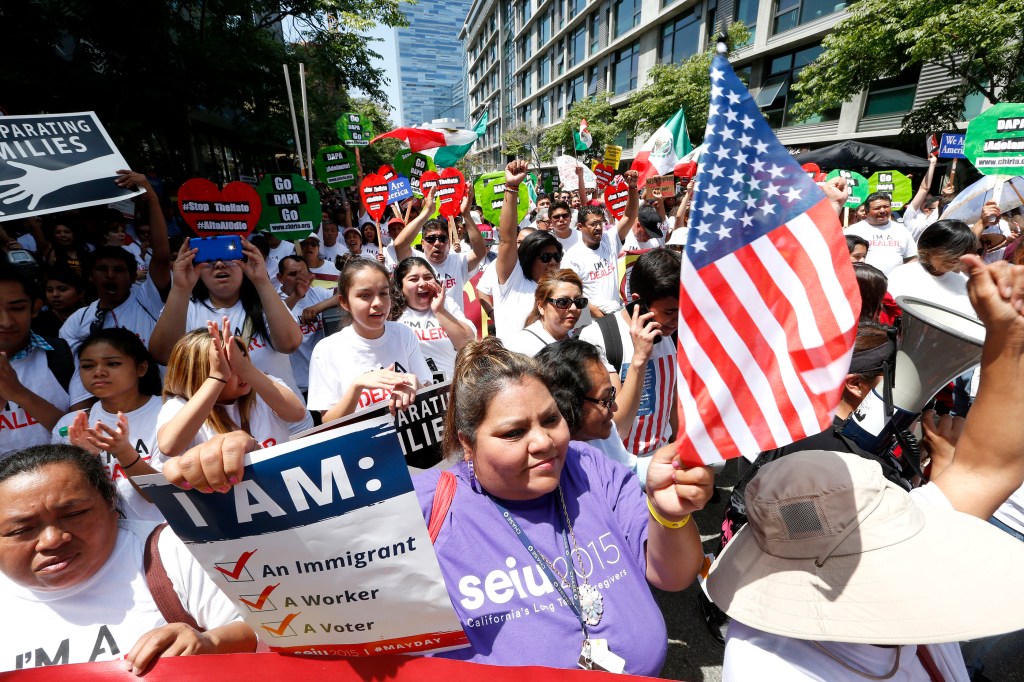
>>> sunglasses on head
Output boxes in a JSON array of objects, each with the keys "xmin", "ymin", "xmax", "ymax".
[
  {"xmin": 538, "ymin": 251, "xmax": 562, "ymax": 263},
  {"xmin": 546, "ymin": 296, "xmax": 588, "ymax": 310},
  {"xmin": 423, "ymin": 234, "xmax": 449, "ymax": 244}
]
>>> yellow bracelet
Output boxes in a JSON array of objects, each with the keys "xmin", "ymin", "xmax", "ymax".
[{"xmin": 647, "ymin": 496, "xmax": 691, "ymax": 529}]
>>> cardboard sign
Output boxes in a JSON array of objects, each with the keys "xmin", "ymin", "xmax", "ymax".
[
  {"xmin": 593, "ymin": 163, "xmax": 615, "ymax": 190},
  {"xmin": 337, "ymin": 112, "xmax": 373, "ymax": 147},
  {"xmin": 938, "ymin": 133, "xmax": 966, "ymax": 159},
  {"xmin": 178, "ymin": 178, "xmax": 261, "ymax": 236},
  {"xmin": 394, "ymin": 151, "xmax": 436, "ymax": 197},
  {"xmin": 135, "ymin": 416, "xmax": 468, "ymax": 657},
  {"xmin": 603, "ymin": 144, "xmax": 623, "ymax": 169},
  {"xmin": 314, "ymin": 145, "xmax": 357, "ymax": 188},
  {"xmin": 645, "ymin": 175, "xmax": 675, "ymax": 195},
  {"xmin": 255, "ymin": 174, "xmax": 322, "ymax": 241},
  {"xmin": 867, "ymin": 170, "xmax": 912, "ymax": 210},
  {"xmin": 964, "ymin": 103, "xmax": 1024, "ymax": 175},
  {"xmin": 604, "ymin": 181, "xmax": 629, "ymax": 220},
  {"xmin": 826, "ymin": 169, "xmax": 870, "ymax": 208},
  {"xmin": 473, "ymin": 172, "xmax": 530, "ymax": 226},
  {"xmin": 0, "ymin": 111, "xmax": 145, "ymax": 221},
  {"xmin": 360, "ymin": 173, "xmax": 389, "ymax": 222}
]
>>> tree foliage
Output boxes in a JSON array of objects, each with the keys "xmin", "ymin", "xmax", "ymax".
[
  {"xmin": 501, "ymin": 123, "xmax": 549, "ymax": 165},
  {"xmin": 539, "ymin": 92, "xmax": 619, "ymax": 159},
  {"xmin": 614, "ymin": 23, "xmax": 750, "ymax": 146},
  {"xmin": 790, "ymin": 0, "xmax": 1024, "ymax": 133}
]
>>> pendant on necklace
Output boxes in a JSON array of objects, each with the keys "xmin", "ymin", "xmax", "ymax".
[{"xmin": 578, "ymin": 584, "xmax": 604, "ymax": 626}]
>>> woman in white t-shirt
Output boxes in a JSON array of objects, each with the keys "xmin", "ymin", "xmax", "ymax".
[
  {"xmin": 307, "ymin": 259, "xmax": 432, "ymax": 421},
  {"xmin": 52, "ymin": 328, "xmax": 165, "ymax": 522},
  {"xmin": 156, "ymin": 321, "xmax": 308, "ymax": 460},
  {"xmin": 278, "ymin": 255, "xmax": 337, "ymax": 395},
  {"xmin": 505, "ymin": 269, "xmax": 586, "ymax": 357},
  {"xmin": 346, "ymin": 225, "xmax": 382, "ymax": 262},
  {"xmin": 390, "ymin": 256, "xmax": 475, "ymax": 383}
]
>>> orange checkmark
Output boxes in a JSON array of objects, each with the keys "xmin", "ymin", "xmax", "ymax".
[
  {"xmin": 215, "ymin": 550, "xmax": 256, "ymax": 580},
  {"xmin": 260, "ymin": 612, "xmax": 300, "ymax": 637},
  {"xmin": 240, "ymin": 584, "xmax": 279, "ymax": 610}
]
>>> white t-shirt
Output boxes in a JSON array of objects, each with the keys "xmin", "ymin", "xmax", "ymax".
[
  {"xmin": 264, "ymin": 240, "xmax": 298, "ymax": 281},
  {"xmin": 579, "ymin": 312, "xmax": 677, "ymax": 455},
  {"xmin": 476, "ymin": 260, "xmax": 497, "ymax": 297},
  {"xmin": 584, "ymin": 424, "xmax": 651, "ymax": 485},
  {"xmin": 844, "ymin": 220, "xmax": 917, "ymax": 276},
  {"xmin": 886, "ymin": 263, "xmax": 974, "ymax": 317},
  {"xmin": 551, "ymin": 228, "xmax": 580, "ymax": 252},
  {"xmin": 564, "ymin": 230, "xmax": 623, "ymax": 313},
  {"xmin": 429, "ymin": 251, "xmax": 476, "ymax": 312},
  {"xmin": 285, "ymin": 287, "xmax": 334, "ymax": 392},
  {"xmin": 0, "ymin": 520, "xmax": 241, "ymax": 672},
  {"xmin": 124, "ymin": 242, "xmax": 152, "ymax": 273},
  {"xmin": 306, "ymin": 323, "xmax": 433, "ymax": 412},
  {"xmin": 395, "ymin": 300, "xmax": 471, "ymax": 383},
  {"xmin": 357, "ymin": 243, "xmax": 381, "ymax": 262},
  {"xmin": 621, "ymin": 232, "xmax": 663, "ymax": 252},
  {"xmin": 60, "ymin": 278, "xmax": 164, "ymax": 354},
  {"xmin": 154, "ymin": 376, "xmax": 298, "ymax": 463},
  {"xmin": 902, "ymin": 204, "xmax": 939, "ymax": 240},
  {"xmin": 504, "ymin": 320, "xmax": 556, "ymax": 357},
  {"xmin": 493, "ymin": 261, "xmax": 539, "ymax": 339},
  {"xmin": 320, "ymin": 241, "xmax": 345, "ymax": 261},
  {"xmin": 309, "ymin": 258, "xmax": 341, "ymax": 278},
  {"xmin": 382, "ymin": 244, "xmax": 400, "ymax": 272},
  {"xmin": 51, "ymin": 396, "xmax": 165, "ymax": 522},
  {"xmin": 2, "ymin": 348, "xmax": 72, "ymax": 456}
]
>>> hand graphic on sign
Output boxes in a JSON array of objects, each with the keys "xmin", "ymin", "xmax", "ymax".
[{"xmin": 0, "ymin": 154, "xmax": 121, "ymax": 211}]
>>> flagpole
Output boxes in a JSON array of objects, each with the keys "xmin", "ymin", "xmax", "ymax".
[
  {"xmin": 299, "ymin": 63, "xmax": 314, "ymax": 181},
  {"xmin": 282, "ymin": 65, "xmax": 305, "ymax": 176}
]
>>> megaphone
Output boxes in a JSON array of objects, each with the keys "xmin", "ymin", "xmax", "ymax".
[{"xmin": 844, "ymin": 297, "xmax": 985, "ymax": 455}]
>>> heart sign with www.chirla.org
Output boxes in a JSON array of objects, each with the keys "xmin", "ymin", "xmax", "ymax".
[
  {"xmin": 178, "ymin": 179, "xmax": 262, "ymax": 237},
  {"xmin": 592, "ymin": 164, "xmax": 616, "ymax": 190},
  {"xmin": 360, "ymin": 173, "xmax": 389, "ymax": 222},
  {"xmin": 604, "ymin": 181, "xmax": 629, "ymax": 221},
  {"xmin": 435, "ymin": 168, "xmax": 466, "ymax": 218}
]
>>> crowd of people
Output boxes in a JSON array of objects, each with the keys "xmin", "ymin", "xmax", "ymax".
[{"xmin": 1, "ymin": 155, "xmax": 1023, "ymax": 680}]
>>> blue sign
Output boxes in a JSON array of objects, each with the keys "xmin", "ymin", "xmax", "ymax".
[
  {"xmin": 387, "ymin": 175, "xmax": 413, "ymax": 205},
  {"xmin": 939, "ymin": 133, "xmax": 966, "ymax": 159}
]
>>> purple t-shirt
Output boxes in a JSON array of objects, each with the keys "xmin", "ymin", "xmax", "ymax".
[{"xmin": 414, "ymin": 442, "xmax": 666, "ymax": 675}]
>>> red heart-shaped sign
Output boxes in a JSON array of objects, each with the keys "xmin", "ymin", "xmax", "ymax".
[
  {"xmin": 177, "ymin": 179, "xmax": 261, "ymax": 237},
  {"xmin": 419, "ymin": 170, "xmax": 440, "ymax": 197},
  {"xmin": 604, "ymin": 181, "xmax": 629, "ymax": 221},
  {"xmin": 377, "ymin": 164, "xmax": 398, "ymax": 183},
  {"xmin": 593, "ymin": 164, "xmax": 615, "ymax": 190},
  {"xmin": 436, "ymin": 168, "xmax": 466, "ymax": 218},
  {"xmin": 360, "ymin": 173, "xmax": 389, "ymax": 223}
]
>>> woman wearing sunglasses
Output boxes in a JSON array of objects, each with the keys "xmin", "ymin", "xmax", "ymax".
[{"xmin": 505, "ymin": 269, "xmax": 586, "ymax": 357}]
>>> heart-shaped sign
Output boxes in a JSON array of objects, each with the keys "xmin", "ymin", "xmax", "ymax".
[
  {"xmin": 592, "ymin": 164, "xmax": 616, "ymax": 190},
  {"xmin": 178, "ymin": 179, "xmax": 261, "ymax": 237},
  {"xmin": 604, "ymin": 181, "xmax": 629, "ymax": 221},
  {"xmin": 419, "ymin": 170, "xmax": 441, "ymax": 196},
  {"xmin": 360, "ymin": 173, "xmax": 389, "ymax": 222},
  {"xmin": 436, "ymin": 168, "xmax": 466, "ymax": 218},
  {"xmin": 377, "ymin": 164, "xmax": 398, "ymax": 183}
]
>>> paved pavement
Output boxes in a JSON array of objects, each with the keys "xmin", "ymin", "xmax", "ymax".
[{"xmin": 654, "ymin": 460, "xmax": 1024, "ymax": 682}]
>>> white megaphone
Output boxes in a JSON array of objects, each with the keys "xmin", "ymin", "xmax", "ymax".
[{"xmin": 845, "ymin": 297, "xmax": 986, "ymax": 454}]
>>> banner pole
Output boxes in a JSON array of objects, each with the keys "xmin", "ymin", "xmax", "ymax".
[
  {"xmin": 282, "ymin": 65, "xmax": 305, "ymax": 175},
  {"xmin": 299, "ymin": 63, "xmax": 314, "ymax": 182}
]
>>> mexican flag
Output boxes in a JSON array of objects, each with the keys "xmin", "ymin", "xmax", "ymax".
[
  {"xmin": 629, "ymin": 108, "xmax": 692, "ymax": 187},
  {"xmin": 573, "ymin": 119, "xmax": 592, "ymax": 151},
  {"xmin": 429, "ymin": 112, "xmax": 489, "ymax": 167}
]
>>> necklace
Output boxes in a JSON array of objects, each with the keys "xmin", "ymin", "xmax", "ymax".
[
  {"xmin": 542, "ymin": 487, "xmax": 604, "ymax": 627},
  {"xmin": 812, "ymin": 641, "xmax": 902, "ymax": 680}
]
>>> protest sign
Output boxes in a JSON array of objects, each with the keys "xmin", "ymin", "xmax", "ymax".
[
  {"xmin": 938, "ymin": 133, "xmax": 966, "ymax": 159},
  {"xmin": 473, "ymin": 172, "xmax": 529, "ymax": 226},
  {"xmin": 925, "ymin": 134, "xmax": 939, "ymax": 158},
  {"xmin": 377, "ymin": 164, "xmax": 398, "ymax": 182},
  {"xmin": 964, "ymin": 103, "xmax": 1024, "ymax": 175},
  {"xmin": 136, "ymin": 416, "xmax": 468, "ymax": 657},
  {"xmin": 826, "ymin": 169, "xmax": 870, "ymax": 208},
  {"xmin": 394, "ymin": 150, "xmax": 436, "ymax": 197},
  {"xmin": 645, "ymin": 174, "xmax": 675, "ymax": 196},
  {"xmin": 255, "ymin": 174, "xmax": 321, "ymax": 241},
  {"xmin": 387, "ymin": 175, "xmax": 413, "ymax": 205},
  {"xmin": 178, "ymin": 178, "xmax": 261, "ymax": 236},
  {"xmin": 868, "ymin": 170, "xmax": 912, "ymax": 210},
  {"xmin": 314, "ymin": 145, "xmax": 357, "ymax": 188},
  {"xmin": 419, "ymin": 171, "xmax": 440, "ymax": 196},
  {"xmin": 337, "ymin": 112, "xmax": 373, "ymax": 147},
  {"xmin": 359, "ymin": 173, "xmax": 389, "ymax": 222},
  {"xmin": 0, "ymin": 111, "xmax": 144, "ymax": 221},
  {"xmin": 604, "ymin": 181, "xmax": 629, "ymax": 220},
  {"xmin": 555, "ymin": 155, "xmax": 597, "ymax": 191},
  {"xmin": 603, "ymin": 144, "xmax": 623, "ymax": 169},
  {"xmin": 423, "ymin": 169, "xmax": 465, "ymax": 218},
  {"xmin": 592, "ymin": 163, "xmax": 615, "ymax": 190}
]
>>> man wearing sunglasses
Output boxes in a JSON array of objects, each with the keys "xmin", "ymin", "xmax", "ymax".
[
  {"xmin": 547, "ymin": 201, "xmax": 579, "ymax": 251},
  {"xmin": 844, "ymin": 191, "xmax": 917, "ymax": 276}
]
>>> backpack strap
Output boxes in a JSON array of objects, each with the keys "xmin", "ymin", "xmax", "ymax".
[
  {"xmin": 595, "ymin": 314, "xmax": 623, "ymax": 374},
  {"xmin": 427, "ymin": 470, "xmax": 457, "ymax": 543},
  {"xmin": 44, "ymin": 337, "xmax": 75, "ymax": 393},
  {"xmin": 143, "ymin": 523, "xmax": 205, "ymax": 632}
]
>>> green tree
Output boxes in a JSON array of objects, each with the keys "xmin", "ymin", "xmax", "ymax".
[
  {"xmin": 502, "ymin": 123, "xmax": 549, "ymax": 165},
  {"xmin": 539, "ymin": 92, "xmax": 620, "ymax": 159},
  {"xmin": 615, "ymin": 23, "xmax": 749, "ymax": 146},
  {"xmin": 789, "ymin": 0, "xmax": 1024, "ymax": 134}
]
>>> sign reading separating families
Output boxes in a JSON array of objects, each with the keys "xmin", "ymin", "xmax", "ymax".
[
  {"xmin": 0, "ymin": 112, "xmax": 144, "ymax": 220},
  {"xmin": 473, "ymin": 172, "xmax": 529, "ymax": 226},
  {"xmin": 136, "ymin": 416, "xmax": 468, "ymax": 657},
  {"xmin": 255, "ymin": 173, "xmax": 322, "ymax": 241},
  {"xmin": 964, "ymin": 103, "xmax": 1024, "ymax": 176}
]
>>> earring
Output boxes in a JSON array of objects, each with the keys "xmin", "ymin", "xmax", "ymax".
[{"xmin": 466, "ymin": 458, "xmax": 481, "ymax": 492}]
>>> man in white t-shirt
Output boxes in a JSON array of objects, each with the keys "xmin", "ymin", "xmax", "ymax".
[
  {"xmin": 844, "ymin": 192, "xmax": 917, "ymax": 275},
  {"xmin": 901, "ymin": 154, "xmax": 940, "ymax": 239},
  {"xmin": 546, "ymin": 201, "xmax": 580, "ymax": 251},
  {"xmin": 263, "ymin": 233, "xmax": 298, "ymax": 282},
  {"xmin": 621, "ymin": 204, "xmax": 665, "ymax": 252},
  {"xmin": 564, "ymin": 169, "xmax": 640, "ymax": 316}
]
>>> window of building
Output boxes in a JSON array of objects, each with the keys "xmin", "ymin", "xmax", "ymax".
[
  {"xmin": 539, "ymin": 96, "xmax": 549, "ymax": 124},
  {"xmin": 587, "ymin": 65, "xmax": 602, "ymax": 97},
  {"xmin": 568, "ymin": 0, "xmax": 586, "ymax": 19},
  {"xmin": 557, "ymin": 84, "xmax": 565, "ymax": 117},
  {"xmin": 569, "ymin": 74, "xmax": 585, "ymax": 103},
  {"xmin": 539, "ymin": 55, "xmax": 550, "ymax": 86},
  {"xmin": 522, "ymin": 35, "xmax": 532, "ymax": 61},
  {"xmin": 521, "ymin": 71, "xmax": 532, "ymax": 98},
  {"xmin": 521, "ymin": 103, "xmax": 533, "ymax": 125},
  {"xmin": 756, "ymin": 44, "xmax": 838, "ymax": 127},
  {"xmin": 772, "ymin": 0, "xmax": 846, "ymax": 34},
  {"xmin": 660, "ymin": 9, "xmax": 700, "ymax": 64},
  {"xmin": 863, "ymin": 66, "xmax": 921, "ymax": 117},
  {"xmin": 734, "ymin": 0, "xmax": 757, "ymax": 45},
  {"xmin": 612, "ymin": 42, "xmax": 639, "ymax": 95},
  {"xmin": 556, "ymin": 39, "xmax": 565, "ymax": 75},
  {"xmin": 614, "ymin": 0, "xmax": 642, "ymax": 37},
  {"xmin": 570, "ymin": 25, "xmax": 586, "ymax": 66},
  {"xmin": 520, "ymin": 0, "xmax": 532, "ymax": 29},
  {"xmin": 539, "ymin": 13, "xmax": 550, "ymax": 45},
  {"xmin": 590, "ymin": 13, "xmax": 601, "ymax": 54}
]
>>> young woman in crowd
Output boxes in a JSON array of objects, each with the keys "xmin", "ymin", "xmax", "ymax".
[
  {"xmin": 346, "ymin": 225, "xmax": 380, "ymax": 261},
  {"xmin": 31, "ymin": 265, "xmax": 85, "ymax": 337},
  {"xmin": 390, "ymin": 256, "xmax": 475, "ymax": 383},
  {"xmin": 43, "ymin": 218, "xmax": 91, "ymax": 275},
  {"xmin": 51, "ymin": 329, "xmax": 165, "ymax": 521},
  {"xmin": 504, "ymin": 269, "xmax": 586, "ymax": 357},
  {"xmin": 306, "ymin": 258, "xmax": 432, "ymax": 421},
  {"xmin": 156, "ymin": 320, "xmax": 308, "ymax": 459},
  {"xmin": 277, "ymin": 255, "xmax": 336, "ymax": 400}
]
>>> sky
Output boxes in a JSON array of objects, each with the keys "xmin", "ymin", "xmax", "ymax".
[{"xmin": 363, "ymin": 23, "xmax": 403, "ymax": 124}]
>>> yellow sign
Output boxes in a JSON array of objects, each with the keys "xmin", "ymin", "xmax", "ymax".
[{"xmin": 603, "ymin": 145, "xmax": 623, "ymax": 169}]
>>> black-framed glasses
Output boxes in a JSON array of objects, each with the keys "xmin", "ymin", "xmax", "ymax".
[
  {"xmin": 583, "ymin": 388, "xmax": 617, "ymax": 410},
  {"xmin": 90, "ymin": 307, "xmax": 109, "ymax": 334},
  {"xmin": 538, "ymin": 251, "xmax": 562, "ymax": 264},
  {"xmin": 423, "ymin": 234, "xmax": 449, "ymax": 244},
  {"xmin": 546, "ymin": 296, "xmax": 588, "ymax": 310},
  {"xmin": 550, "ymin": 213, "xmax": 571, "ymax": 221}
]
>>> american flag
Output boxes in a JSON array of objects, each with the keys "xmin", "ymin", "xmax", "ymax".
[{"xmin": 676, "ymin": 55, "xmax": 860, "ymax": 466}]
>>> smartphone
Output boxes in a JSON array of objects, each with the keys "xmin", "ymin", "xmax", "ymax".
[
  {"xmin": 625, "ymin": 300, "xmax": 662, "ymax": 344},
  {"xmin": 190, "ymin": 235, "xmax": 244, "ymax": 264}
]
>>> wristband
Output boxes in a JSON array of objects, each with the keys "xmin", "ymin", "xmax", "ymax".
[
  {"xmin": 647, "ymin": 496, "xmax": 691, "ymax": 529},
  {"xmin": 208, "ymin": 375, "xmax": 228, "ymax": 383},
  {"xmin": 123, "ymin": 453, "xmax": 142, "ymax": 469},
  {"xmin": 504, "ymin": 183, "xmax": 520, "ymax": 192}
]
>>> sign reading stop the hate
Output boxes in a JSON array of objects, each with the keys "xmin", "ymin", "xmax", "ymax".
[{"xmin": 178, "ymin": 178, "xmax": 262, "ymax": 236}]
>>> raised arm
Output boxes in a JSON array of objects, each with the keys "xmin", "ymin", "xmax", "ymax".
[
  {"xmin": 908, "ymin": 154, "xmax": 938, "ymax": 213},
  {"xmin": 461, "ymin": 191, "xmax": 488, "ymax": 272},
  {"xmin": 497, "ymin": 160, "xmax": 529, "ymax": 285},
  {"xmin": 615, "ymin": 170, "xmax": 640, "ymax": 242},
  {"xmin": 149, "ymin": 241, "xmax": 201, "ymax": 364},
  {"xmin": 238, "ymin": 240, "xmax": 302, "ymax": 353},
  {"xmin": 393, "ymin": 188, "xmax": 437, "ymax": 260},
  {"xmin": 117, "ymin": 171, "xmax": 171, "ymax": 297}
]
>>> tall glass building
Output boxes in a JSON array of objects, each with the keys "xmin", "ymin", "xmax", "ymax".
[{"xmin": 396, "ymin": 0, "xmax": 473, "ymax": 125}]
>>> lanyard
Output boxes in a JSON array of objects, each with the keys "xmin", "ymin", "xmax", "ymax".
[{"xmin": 489, "ymin": 496, "xmax": 588, "ymax": 638}]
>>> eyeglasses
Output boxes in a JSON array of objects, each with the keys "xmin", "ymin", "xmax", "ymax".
[
  {"xmin": 423, "ymin": 234, "xmax": 449, "ymax": 244},
  {"xmin": 583, "ymin": 388, "xmax": 616, "ymax": 410},
  {"xmin": 546, "ymin": 296, "xmax": 588, "ymax": 310},
  {"xmin": 550, "ymin": 213, "xmax": 571, "ymax": 221},
  {"xmin": 538, "ymin": 252, "xmax": 562, "ymax": 264}
]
